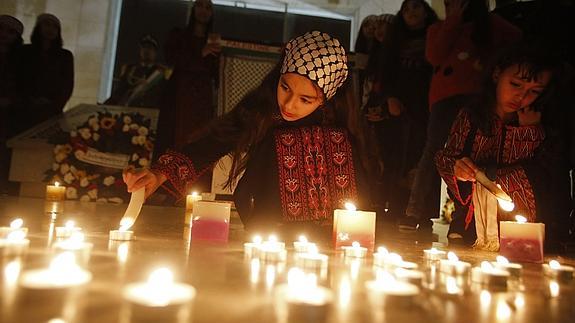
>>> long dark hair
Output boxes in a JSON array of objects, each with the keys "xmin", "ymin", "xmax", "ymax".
[
  {"xmin": 468, "ymin": 42, "xmax": 562, "ymax": 135},
  {"xmin": 396, "ymin": 0, "xmax": 438, "ymax": 32},
  {"xmin": 30, "ymin": 22, "xmax": 63, "ymax": 49},
  {"xmin": 462, "ymin": 0, "xmax": 491, "ymax": 58},
  {"xmin": 355, "ymin": 15, "xmax": 376, "ymax": 54},
  {"xmin": 187, "ymin": 0, "xmax": 214, "ymax": 37}
]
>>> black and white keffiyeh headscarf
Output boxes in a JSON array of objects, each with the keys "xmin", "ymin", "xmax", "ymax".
[{"xmin": 280, "ymin": 31, "xmax": 348, "ymax": 100}]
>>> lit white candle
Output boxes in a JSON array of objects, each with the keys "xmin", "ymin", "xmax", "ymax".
[
  {"xmin": 293, "ymin": 235, "xmax": 315, "ymax": 253},
  {"xmin": 185, "ymin": 192, "xmax": 202, "ymax": 224},
  {"xmin": 52, "ymin": 232, "xmax": 93, "ymax": 267},
  {"xmin": 499, "ymin": 215, "xmax": 545, "ymax": 263},
  {"xmin": 423, "ymin": 247, "xmax": 447, "ymax": 264},
  {"xmin": 366, "ymin": 271, "xmax": 419, "ymax": 308},
  {"xmin": 259, "ymin": 238, "xmax": 287, "ymax": 263},
  {"xmin": 0, "ymin": 230, "xmax": 30, "ymax": 256},
  {"xmin": 262, "ymin": 234, "xmax": 286, "ymax": 251},
  {"xmin": 439, "ymin": 252, "xmax": 471, "ymax": 277},
  {"xmin": 19, "ymin": 252, "xmax": 92, "ymax": 289},
  {"xmin": 471, "ymin": 261, "xmax": 509, "ymax": 290},
  {"xmin": 343, "ymin": 241, "xmax": 368, "ymax": 258},
  {"xmin": 491, "ymin": 256, "xmax": 523, "ymax": 279},
  {"xmin": 543, "ymin": 260, "xmax": 574, "ymax": 283},
  {"xmin": 244, "ymin": 235, "xmax": 263, "ymax": 257},
  {"xmin": 123, "ymin": 268, "xmax": 196, "ymax": 321},
  {"xmin": 333, "ymin": 202, "xmax": 376, "ymax": 251},
  {"xmin": 0, "ymin": 218, "xmax": 28, "ymax": 239},
  {"xmin": 295, "ymin": 244, "xmax": 328, "ymax": 270},
  {"xmin": 373, "ymin": 246, "xmax": 389, "ymax": 267},
  {"xmin": 109, "ymin": 220, "xmax": 135, "ymax": 241},
  {"xmin": 274, "ymin": 268, "xmax": 333, "ymax": 322},
  {"xmin": 46, "ymin": 181, "xmax": 66, "ymax": 201},
  {"xmin": 55, "ymin": 220, "xmax": 81, "ymax": 239}
]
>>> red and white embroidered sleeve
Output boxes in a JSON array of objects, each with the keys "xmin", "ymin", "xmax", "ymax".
[
  {"xmin": 497, "ymin": 165, "xmax": 537, "ymax": 222},
  {"xmin": 151, "ymin": 150, "xmax": 203, "ymax": 198},
  {"xmin": 435, "ymin": 110, "xmax": 473, "ymax": 205}
]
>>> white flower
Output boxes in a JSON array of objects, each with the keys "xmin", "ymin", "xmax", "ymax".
[
  {"xmin": 91, "ymin": 123, "xmax": 100, "ymax": 131},
  {"xmin": 108, "ymin": 197, "xmax": 123, "ymax": 204},
  {"xmin": 87, "ymin": 188, "xmax": 98, "ymax": 200},
  {"xmin": 96, "ymin": 198, "xmax": 108, "ymax": 203},
  {"xmin": 122, "ymin": 124, "xmax": 130, "ymax": 132},
  {"xmin": 131, "ymin": 136, "xmax": 138, "ymax": 145},
  {"xmin": 132, "ymin": 153, "xmax": 139, "ymax": 161},
  {"xmin": 92, "ymin": 133, "xmax": 100, "ymax": 141},
  {"xmin": 70, "ymin": 166, "xmax": 77, "ymax": 173},
  {"xmin": 88, "ymin": 117, "xmax": 99, "ymax": 127},
  {"xmin": 70, "ymin": 130, "xmax": 77, "ymax": 137},
  {"xmin": 60, "ymin": 163, "xmax": 70, "ymax": 175},
  {"xmin": 66, "ymin": 187, "xmax": 78, "ymax": 199},
  {"xmin": 139, "ymin": 158, "xmax": 149, "ymax": 167},
  {"xmin": 80, "ymin": 195, "xmax": 91, "ymax": 202},
  {"xmin": 103, "ymin": 176, "xmax": 115, "ymax": 186},
  {"xmin": 52, "ymin": 163, "xmax": 60, "ymax": 171},
  {"xmin": 63, "ymin": 172, "xmax": 75, "ymax": 184},
  {"xmin": 55, "ymin": 152, "xmax": 67, "ymax": 163},
  {"xmin": 53, "ymin": 145, "xmax": 63, "ymax": 154},
  {"xmin": 130, "ymin": 123, "xmax": 139, "ymax": 130},
  {"xmin": 79, "ymin": 128, "xmax": 91, "ymax": 140},
  {"xmin": 80, "ymin": 177, "xmax": 90, "ymax": 187},
  {"xmin": 137, "ymin": 135, "xmax": 146, "ymax": 145},
  {"xmin": 74, "ymin": 150, "xmax": 86, "ymax": 160},
  {"xmin": 123, "ymin": 116, "xmax": 132, "ymax": 124},
  {"xmin": 138, "ymin": 127, "xmax": 149, "ymax": 136}
]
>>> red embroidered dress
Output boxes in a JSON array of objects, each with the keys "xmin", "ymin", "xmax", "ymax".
[
  {"xmin": 152, "ymin": 109, "xmax": 366, "ymax": 229},
  {"xmin": 435, "ymin": 109, "xmax": 545, "ymax": 227}
]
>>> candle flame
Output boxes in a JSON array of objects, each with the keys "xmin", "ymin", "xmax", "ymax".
[
  {"xmin": 191, "ymin": 191, "xmax": 199, "ymax": 197},
  {"xmin": 344, "ymin": 202, "xmax": 357, "ymax": 211},
  {"xmin": 447, "ymin": 252, "xmax": 459, "ymax": 262},
  {"xmin": 54, "ymin": 181, "xmax": 60, "ymax": 187},
  {"xmin": 7, "ymin": 230, "xmax": 26, "ymax": 241},
  {"xmin": 148, "ymin": 267, "xmax": 174, "ymax": 287},
  {"xmin": 252, "ymin": 235, "xmax": 262, "ymax": 244},
  {"xmin": 498, "ymin": 198, "xmax": 515, "ymax": 211},
  {"xmin": 268, "ymin": 234, "xmax": 278, "ymax": 243},
  {"xmin": 514, "ymin": 295, "xmax": 525, "ymax": 308},
  {"xmin": 549, "ymin": 281, "xmax": 560, "ymax": 297},
  {"xmin": 65, "ymin": 220, "xmax": 75, "ymax": 229},
  {"xmin": 549, "ymin": 260, "xmax": 561, "ymax": 270},
  {"xmin": 376, "ymin": 246, "xmax": 389, "ymax": 255},
  {"xmin": 496, "ymin": 255, "xmax": 509, "ymax": 265},
  {"xmin": 119, "ymin": 218, "xmax": 134, "ymax": 232},
  {"xmin": 351, "ymin": 241, "xmax": 360, "ymax": 248},
  {"xmin": 481, "ymin": 261, "xmax": 494, "ymax": 272},
  {"xmin": 515, "ymin": 215, "xmax": 527, "ymax": 223},
  {"xmin": 10, "ymin": 218, "xmax": 23, "ymax": 229},
  {"xmin": 298, "ymin": 235, "xmax": 308, "ymax": 243}
]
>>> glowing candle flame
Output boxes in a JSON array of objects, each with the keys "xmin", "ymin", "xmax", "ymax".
[
  {"xmin": 481, "ymin": 261, "xmax": 494, "ymax": 272},
  {"xmin": 515, "ymin": 215, "xmax": 527, "ymax": 223},
  {"xmin": 377, "ymin": 246, "xmax": 389, "ymax": 255},
  {"xmin": 148, "ymin": 267, "xmax": 174, "ymax": 287},
  {"xmin": 298, "ymin": 235, "xmax": 308, "ymax": 243},
  {"xmin": 344, "ymin": 202, "xmax": 356, "ymax": 211},
  {"xmin": 351, "ymin": 241, "xmax": 360, "ymax": 248},
  {"xmin": 7, "ymin": 230, "xmax": 26, "ymax": 241},
  {"xmin": 447, "ymin": 251, "xmax": 459, "ymax": 262},
  {"xmin": 549, "ymin": 281, "xmax": 560, "ymax": 297},
  {"xmin": 496, "ymin": 256, "xmax": 509, "ymax": 265},
  {"xmin": 498, "ymin": 199, "xmax": 515, "ymax": 211},
  {"xmin": 268, "ymin": 234, "xmax": 278, "ymax": 243},
  {"xmin": 252, "ymin": 235, "xmax": 262, "ymax": 244},
  {"xmin": 549, "ymin": 260, "xmax": 561, "ymax": 270},
  {"xmin": 65, "ymin": 220, "xmax": 75, "ymax": 229},
  {"xmin": 119, "ymin": 218, "xmax": 134, "ymax": 232},
  {"xmin": 191, "ymin": 191, "xmax": 199, "ymax": 197},
  {"xmin": 307, "ymin": 244, "xmax": 319, "ymax": 255},
  {"xmin": 10, "ymin": 218, "xmax": 23, "ymax": 229},
  {"xmin": 55, "ymin": 181, "xmax": 60, "ymax": 187}
]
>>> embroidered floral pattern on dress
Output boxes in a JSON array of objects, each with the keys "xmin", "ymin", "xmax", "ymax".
[
  {"xmin": 152, "ymin": 149, "xmax": 208, "ymax": 198},
  {"xmin": 275, "ymin": 126, "xmax": 357, "ymax": 222}
]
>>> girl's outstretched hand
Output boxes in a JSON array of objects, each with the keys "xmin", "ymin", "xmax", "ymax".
[
  {"xmin": 454, "ymin": 157, "xmax": 478, "ymax": 182},
  {"xmin": 123, "ymin": 167, "xmax": 167, "ymax": 199},
  {"xmin": 518, "ymin": 106, "xmax": 541, "ymax": 126}
]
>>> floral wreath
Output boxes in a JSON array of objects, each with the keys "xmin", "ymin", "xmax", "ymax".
[{"xmin": 45, "ymin": 111, "xmax": 156, "ymax": 203}]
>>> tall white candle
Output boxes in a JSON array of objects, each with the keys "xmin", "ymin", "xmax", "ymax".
[
  {"xmin": 333, "ymin": 202, "xmax": 376, "ymax": 251},
  {"xmin": 500, "ymin": 215, "xmax": 545, "ymax": 263}
]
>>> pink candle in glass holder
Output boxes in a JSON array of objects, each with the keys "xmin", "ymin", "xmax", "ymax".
[
  {"xmin": 499, "ymin": 215, "xmax": 545, "ymax": 263},
  {"xmin": 191, "ymin": 201, "xmax": 231, "ymax": 243},
  {"xmin": 333, "ymin": 202, "xmax": 376, "ymax": 251}
]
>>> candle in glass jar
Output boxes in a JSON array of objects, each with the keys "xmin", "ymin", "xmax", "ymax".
[
  {"xmin": 123, "ymin": 268, "xmax": 196, "ymax": 322},
  {"xmin": 46, "ymin": 181, "xmax": 66, "ymax": 201},
  {"xmin": 499, "ymin": 215, "xmax": 545, "ymax": 263},
  {"xmin": 333, "ymin": 202, "xmax": 376, "ymax": 251},
  {"xmin": 55, "ymin": 220, "xmax": 81, "ymax": 239},
  {"xmin": 543, "ymin": 260, "xmax": 574, "ymax": 283},
  {"xmin": 0, "ymin": 218, "xmax": 28, "ymax": 239}
]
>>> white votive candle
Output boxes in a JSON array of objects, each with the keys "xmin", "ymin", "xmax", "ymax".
[
  {"xmin": 109, "ymin": 229, "xmax": 134, "ymax": 241},
  {"xmin": 440, "ymin": 252, "xmax": 471, "ymax": 277},
  {"xmin": 373, "ymin": 246, "xmax": 390, "ymax": 267},
  {"xmin": 123, "ymin": 268, "xmax": 196, "ymax": 322},
  {"xmin": 185, "ymin": 192, "xmax": 202, "ymax": 224},
  {"xmin": 471, "ymin": 261, "xmax": 509, "ymax": 290},
  {"xmin": 366, "ymin": 271, "xmax": 420, "ymax": 308},
  {"xmin": 492, "ymin": 256, "xmax": 523, "ymax": 279},
  {"xmin": 55, "ymin": 220, "xmax": 81, "ymax": 239},
  {"xmin": 543, "ymin": 260, "xmax": 574, "ymax": 283},
  {"xmin": 343, "ymin": 241, "xmax": 368, "ymax": 258},
  {"xmin": 424, "ymin": 247, "xmax": 447, "ymax": 264},
  {"xmin": 0, "ymin": 218, "xmax": 28, "ymax": 239},
  {"xmin": 295, "ymin": 245, "xmax": 328, "ymax": 270},
  {"xmin": 244, "ymin": 235, "xmax": 263, "ymax": 257},
  {"xmin": 293, "ymin": 235, "xmax": 315, "ymax": 253},
  {"xmin": 0, "ymin": 230, "xmax": 30, "ymax": 256}
]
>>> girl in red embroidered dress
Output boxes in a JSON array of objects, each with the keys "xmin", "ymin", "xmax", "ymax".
[
  {"xmin": 435, "ymin": 44, "xmax": 571, "ymax": 247},
  {"xmin": 123, "ymin": 31, "xmax": 371, "ymax": 233}
]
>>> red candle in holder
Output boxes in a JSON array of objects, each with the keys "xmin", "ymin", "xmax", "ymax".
[{"xmin": 333, "ymin": 202, "xmax": 376, "ymax": 251}]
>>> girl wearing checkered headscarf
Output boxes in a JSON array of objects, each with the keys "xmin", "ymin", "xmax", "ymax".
[{"xmin": 125, "ymin": 31, "xmax": 372, "ymax": 233}]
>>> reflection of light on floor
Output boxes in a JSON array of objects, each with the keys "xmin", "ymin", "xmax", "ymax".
[
  {"xmin": 514, "ymin": 294, "xmax": 525, "ymax": 308},
  {"xmin": 549, "ymin": 281, "xmax": 560, "ymax": 298},
  {"xmin": 250, "ymin": 258, "xmax": 260, "ymax": 285},
  {"xmin": 4, "ymin": 260, "xmax": 21, "ymax": 284},
  {"xmin": 338, "ymin": 276, "xmax": 351, "ymax": 309},
  {"xmin": 496, "ymin": 300, "xmax": 512, "ymax": 321},
  {"xmin": 265, "ymin": 264, "xmax": 276, "ymax": 290},
  {"xmin": 117, "ymin": 242, "xmax": 129, "ymax": 264},
  {"xmin": 350, "ymin": 258, "xmax": 360, "ymax": 281},
  {"xmin": 480, "ymin": 290, "xmax": 491, "ymax": 308},
  {"xmin": 445, "ymin": 276, "xmax": 460, "ymax": 294}
]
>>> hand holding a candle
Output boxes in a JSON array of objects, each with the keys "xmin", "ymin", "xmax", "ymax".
[{"xmin": 123, "ymin": 167, "xmax": 166, "ymax": 198}]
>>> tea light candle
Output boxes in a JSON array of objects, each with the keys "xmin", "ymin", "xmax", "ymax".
[
  {"xmin": 244, "ymin": 235, "xmax": 263, "ymax": 257},
  {"xmin": 295, "ymin": 245, "xmax": 328, "ymax": 270},
  {"xmin": 55, "ymin": 220, "xmax": 81, "ymax": 239},
  {"xmin": 259, "ymin": 242, "xmax": 287, "ymax": 262},
  {"xmin": 500, "ymin": 215, "xmax": 545, "ymax": 263},
  {"xmin": 123, "ymin": 268, "xmax": 196, "ymax": 321},
  {"xmin": 440, "ymin": 252, "xmax": 471, "ymax": 276},
  {"xmin": 333, "ymin": 202, "xmax": 376, "ymax": 251},
  {"xmin": 109, "ymin": 221, "xmax": 135, "ymax": 241},
  {"xmin": 262, "ymin": 234, "xmax": 286, "ymax": 251},
  {"xmin": 543, "ymin": 260, "xmax": 574, "ymax": 283},
  {"xmin": 373, "ymin": 246, "xmax": 390, "ymax": 267},
  {"xmin": 0, "ymin": 230, "xmax": 30, "ymax": 256},
  {"xmin": 471, "ymin": 261, "xmax": 509, "ymax": 290},
  {"xmin": 343, "ymin": 241, "xmax": 368, "ymax": 258},
  {"xmin": 293, "ymin": 235, "xmax": 315, "ymax": 253},
  {"xmin": 274, "ymin": 268, "xmax": 333, "ymax": 323},
  {"xmin": 424, "ymin": 247, "xmax": 447, "ymax": 264},
  {"xmin": 366, "ymin": 271, "xmax": 420, "ymax": 308},
  {"xmin": 492, "ymin": 256, "xmax": 522, "ymax": 279},
  {"xmin": 46, "ymin": 181, "xmax": 66, "ymax": 201},
  {"xmin": 19, "ymin": 252, "xmax": 92, "ymax": 289},
  {"xmin": 185, "ymin": 192, "xmax": 201, "ymax": 224},
  {"xmin": 0, "ymin": 218, "xmax": 28, "ymax": 239},
  {"xmin": 52, "ymin": 233, "xmax": 93, "ymax": 267}
]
